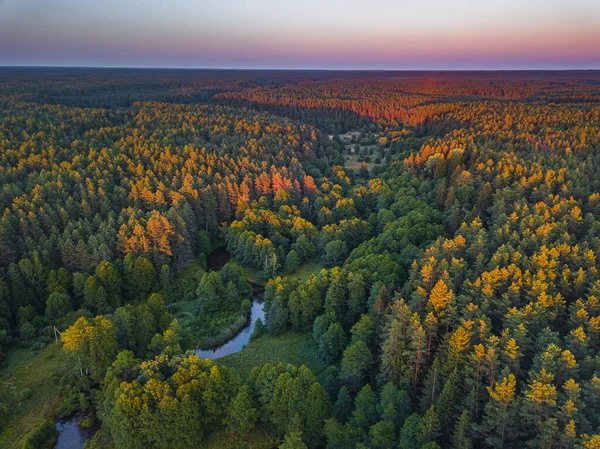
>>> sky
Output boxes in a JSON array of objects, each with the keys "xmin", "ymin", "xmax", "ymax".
[{"xmin": 0, "ymin": 0, "xmax": 599, "ymax": 70}]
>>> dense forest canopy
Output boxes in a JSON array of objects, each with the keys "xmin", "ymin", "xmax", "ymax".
[{"xmin": 0, "ymin": 68, "xmax": 599, "ymax": 449}]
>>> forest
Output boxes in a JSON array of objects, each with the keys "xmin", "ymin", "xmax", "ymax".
[{"xmin": 0, "ymin": 68, "xmax": 599, "ymax": 449}]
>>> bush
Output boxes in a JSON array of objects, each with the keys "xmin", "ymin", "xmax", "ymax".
[
  {"xmin": 57, "ymin": 390, "xmax": 88, "ymax": 419},
  {"xmin": 196, "ymin": 315, "xmax": 248, "ymax": 349},
  {"xmin": 21, "ymin": 420, "xmax": 58, "ymax": 449},
  {"xmin": 240, "ymin": 298, "xmax": 252, "ymax": 317},
  {"xmin": 79, "ymin": 417, "xmax": 95, "ymax": 428},
  {"xmin": 250, "ymin": 318, "xmax": 265, "ymax": 341},
  {"xmin": 19, "ymin": 388, "xmax": 33, "ymax": 401}
]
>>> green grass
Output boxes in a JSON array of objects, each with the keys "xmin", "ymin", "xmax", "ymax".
[
  {"xmin": 231, "ymin": 257, "xmax": 324, "ymax": 286},
  {"xmin": 287, "ymin": 259, "xmax": 324, "ymax": 281},
  {"xmin": 235, "ymin": 265, "xmax": 268, "ymax": 286},
  {"xmin": 219, "ymin": 332, "xmax": 327, "ymax": 380},
  {"xmin": 0, "ymin": 344, "xmax": 75, "ymax": 449}
]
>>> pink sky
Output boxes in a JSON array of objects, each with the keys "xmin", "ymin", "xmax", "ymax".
[{"xmin": 0, "ymin": 0, "xmax": 599, "ymax": 69}]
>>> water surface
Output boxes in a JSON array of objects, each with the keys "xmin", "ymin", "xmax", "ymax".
[
  {"xmin": 196, "ymin": 298, "xmax": 265, "ymax": 359},
  {"xmin": 54, "ymin": 418, "xmax": 97, "ymax": 449}
]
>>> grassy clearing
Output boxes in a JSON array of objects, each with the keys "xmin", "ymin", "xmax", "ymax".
[
  {"xmin": 344, "ymin": 154, "xmax": 379, "ymax": 172},
  {"xmin": 219, "ymin": 332, "xmax": 326, "ymax": 381},
  {"xmin": 287, "ymin": 259, "xmax": 324, "ymax": 281},
  {"xmin": 0, "ymin": 344, "xmax": 75, "ymax": 449},
  {"xmin": 231, "ymin": 256, "xmax": 324, "ymax": 285},
  {"xmin": 235, "ymin": 265, "xmax": 268, "ymax": 286}
]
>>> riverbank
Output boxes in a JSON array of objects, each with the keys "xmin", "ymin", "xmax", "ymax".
[
  {"xmin": 196, "ymin": 314, "xmax": 250, "ymax": 350},
  {"xmin": 0, "ymin": 345, "xmax": 74, "ymax": 449},
  {"xmin": 219, "ymin": 332, "xmax": 327, "ymax": 380},
  {"xmin": 54, "ymin": 415, "xmax": 99, "ymax": 449},
  {"xmin": 196, "ymin": 297, "xmax": 265, "ymax": 359}
]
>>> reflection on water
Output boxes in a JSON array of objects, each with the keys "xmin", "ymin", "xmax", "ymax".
[
  {"xmin": 54, "ymin": 418, "xmax": 97, "ymax": 449},
  {"xmin": 196, "ymin": 298, "xmax": 265, "ymax": 359}
]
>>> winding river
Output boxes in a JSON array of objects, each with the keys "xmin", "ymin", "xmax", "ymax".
[
  {"xmin": 195, "ymin": 294, "xmax": 265, "ymax": 359},
  {"xmin": 196, "ymin": 246, "xmax": 265, "ymax": 359},
  {"xmin": 55, "ymin": 247, "xmax": 259, "ymax": 448}
]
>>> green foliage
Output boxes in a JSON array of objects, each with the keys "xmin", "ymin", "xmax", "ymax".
[
  {"xmin": 333, "ymin": 386, "xmax": 352, "ymax": 423},
  {"xmin": 225, "ymin": 385, "xmax": 258, "ymax": 438},
  {"xmin": 250, "ymin": 318, "xmax": 266, "ymax": 341},
  {"xmin": 79, "ymin": 417, "xmax": 95, "ymax": 429},
  {"xmin": 398, "ymin": 414, "xmax": 422, "ymax": 449},
  {"xmin": 106, "ymin": 353, "xmax": 238, "ymax": 449},
  {"xmin": 319, "ymin": 322, "xmax": 346, "ymax": 364},
  {"xmin": 323, "ymin": 240, "xmax": 348, "ymax": 268},
  {"xmin": 20, "ymin": 420, "xmax": 57, "ymax": 449},
  {"xmin": 280, "ymin": 432, "xmax": 308, "ymax": 449},
  {"xmin": 340, "ymin": 340, "xmax": 373, "ymax": 390},
  {"xmin": 417, "ymin": 407, "xmax": 441, "ymax": 447},
  {"xmin": 369, "ymin": 420, "xmax": 395, "ymax": 449},
  {"xmin": 349, "ymin": 384, "xmax": 378, "ymax": 430},
  {"xmin": 451, "ymin": 409, "xmax": 472, "ymax": 449},
  {"xmin": 2, "ymin": 70, "xmax": 600, "ymax": 449},
  {"xmin": 304, "ymin": 382, "xmax": 331, "ymax": 448},
  {"xmin": 285, "ymin": 250, "xmax": 301, "ymax": 273},
  {"xmin": 45, "ymin": 292, "xmax": 72, "ymax": 322}
]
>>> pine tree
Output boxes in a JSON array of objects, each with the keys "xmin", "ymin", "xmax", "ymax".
[
  {"xmin": 225, "ymin": 385, "xmax": 258, "ymax": 438},
  {"xmin": 417, "ymin": 406, "xmax": 441, "ymax": 447},
  {"xmin": 398, "ymin": 413, "xmax": 422, "ymax": 449},
  {"xmin": 319, "ymin": 322, "xmax": 347, "ymax": 364},
  {"xmin": 340, "ymin": 340, "xmax": 373, "ymax": 391},
  {"xmin": 451, "ymin": 409, "xmax": 472, "ymax": 449},
  {"xmin": 304, "ymin": 382, "xmax": 331, "ymax": 448},
  {"xmin": 379, "ymin": 382, "xmax": 411, "ymax": 431},
  {"xmin": 280, "ymin": 432, "xmax": 308, "ymax": 449},
  {"xmin": 481, "ymin": 373, "xmax": 517, "ymax": 449},
  {"xmin": 350, "ymin": 384, "xmax": 378, "ymax": 430},
  {"xmin": 333, "ymin": 386, "xmax": 352, "ymax": 423},
  {"xmin": 369, "ymin": 420, "xmax": 396, "ymax": 449},
  {"xmin": 435, "ymin": 371, "xmax": 459, "ymax": 434}
]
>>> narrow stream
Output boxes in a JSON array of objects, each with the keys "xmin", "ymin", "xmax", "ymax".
[
  {"xmin": 196, "ymin": 246, "xmax": 266, "ymax": 359},
  {"xmin": 195, "ymin": 297, "xmax": 265, "ymax": 359}
]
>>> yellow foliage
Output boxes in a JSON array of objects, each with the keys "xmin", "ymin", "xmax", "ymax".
[
  {"xmin": 428, "ymin": 279, "xmax": 454, "ymax": 312},
  {"xmin": 487, "ymin": 374, "xmax": 516, "ymax": 406}
]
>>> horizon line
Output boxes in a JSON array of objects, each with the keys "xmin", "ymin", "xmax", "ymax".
[{"xmin": 1, "ymin": 65, "xmax": 600, "ymax": 73}]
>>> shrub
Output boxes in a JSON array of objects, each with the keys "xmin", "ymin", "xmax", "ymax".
[
  {"xmin": 250, "ymin": 318, "xmax": 265, "ymax": 341},
  {"xmin": 19, "ymin": 388, "xmax": 33, "ymax": 401},
  {"xmin": 79, "ymin": 417, "xmax": 95, "ymax": 428},
  {"xmin": 21, "ymin": 420, "xmax": 57, "ymax": 449}
]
